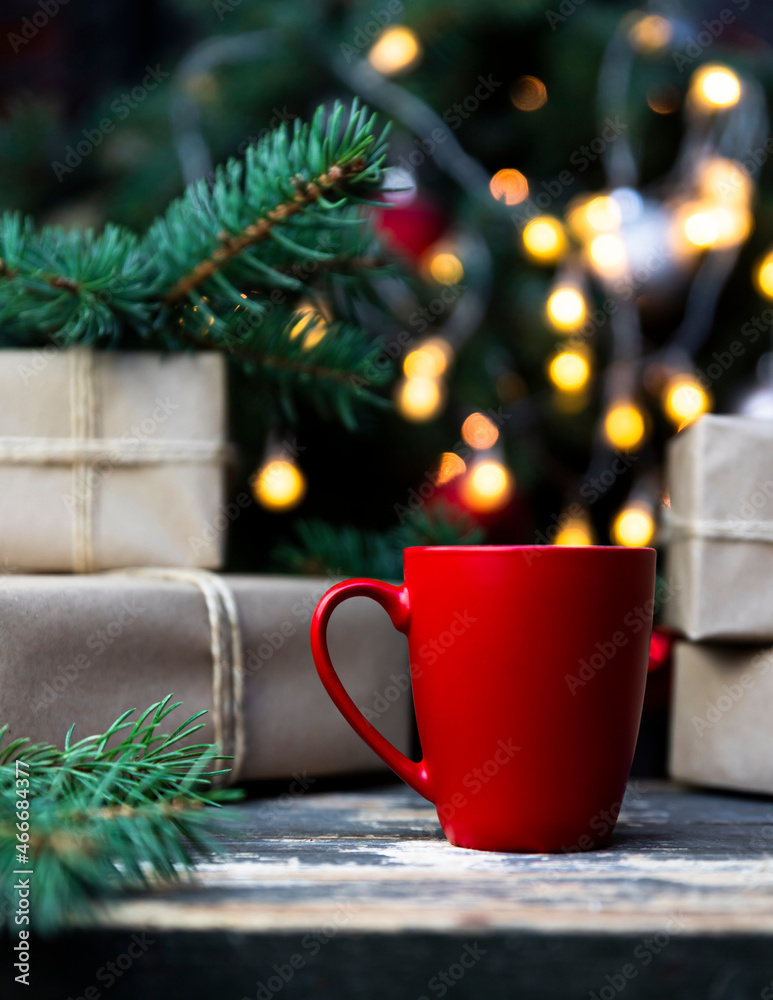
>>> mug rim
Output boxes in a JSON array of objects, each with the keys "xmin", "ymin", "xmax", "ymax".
[{"xmin": 404, "ymin": 544, "xmax": 656, "ymax": 554}]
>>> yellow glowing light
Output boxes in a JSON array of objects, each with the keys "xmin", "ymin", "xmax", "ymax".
[
  {"xmin": 462, "ymin": 461, "xmax": 513, "ymax": 513},
  {"xmin": 586, "ymin": 196, "xmax": 622, "ymax": 232},
  {"xmin": 396, "ymin": 376, "xmax": 444, "ymax": 422},
  {"xmin": 627, "ymin": 13, "xmax": 673, "ymax": 53},
  {"xmin": 289, "ymin": 303, "xmax": 328, "ymax": 349},
  {"xmin": 368, "ymin": 26, "xmax": 422, "ymax": 75},
  {"xmin": 690, "ymin": 64, "xmax": 742, "ymax": 109},
  {"xmin": 588, "ymin": 233, "xmax": 627, "ymax": 278},
  {"xmin": 403, "ymin": 338, "xmax": 451, "ymax": 379},
  {"xmin": 684, "ymin": 211, "xmax": 718, "ymax": 248},
  {"xmin": 436, "ymin": 452, "xmax": 466, "ymax": 485},
  {"xmin": 711, "ymin": 205, "xmax": 752, "ymax": 247},
  {"xmin": 428, "ymin": 251, "xmax": 464, "ymax": 285},
  {"xmin": 489, "ymin": 169, "xmax": 529, "ymax": 206},
  {"xmin": 663, "ymin": 376, "xmax": 710, "ymax": 426},
  {"xmin": 510, "ymin": 75, "xmax": 548, "ymax": 111},
  {"xmin": 612, "ymin": 506, "xmax": 655, "ymax": 547},
  {"xmin": 554, "ymin": 518, "xmax": 594, "ymax": 546},
  {"xmin": 546, "ymin": 287, "xmax": 586, "ymax": 331},
  {"xmin": 522, "ymin": 216, "xmax": 567, "ymax": 263},
  {"xmin": 461, "ymin": 412, "xmax": 500, "ymax": 450},
  {"xmin": 548, "ymin": 350, "xmax": 590, "ymax": 392},
  {"xmin": 253, "ymin": 460, "xmax": 306, "ymax": 512},
  {"xmin": 568, "ymin": 195, "xmax": 621, "ymax": 239},
  {"xmin": 755, "ymin": 251, "xmax": 773, "ymax": 299},
  {"xmin": 674, "ymin": 201, "xmax": 751, "ymax": 253},
  {"xmin": 699, "ymin": 157, "xmax": 752, "ymax": 206},
  {"xmin": 604, "ymin": 404, "xmax": 646, "ymax": 450}
]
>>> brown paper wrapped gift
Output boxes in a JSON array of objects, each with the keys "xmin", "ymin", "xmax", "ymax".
[
  {"xmin": 669, "ymin": 640, "xmax": 773, "ymax": 796},
  {"xmin": 664, "ymin": 414, "xmax": 773, "ymax": 642},
  {"xmin": 0, "ymin": 348, "xmax": 229, "ymax": 572},
  {"xmin": 0, "ymin": 573, "xmax": 411, "ymax": 781}
]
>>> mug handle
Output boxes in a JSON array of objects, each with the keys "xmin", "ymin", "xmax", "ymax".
[{"xmin": 310, "ymin": 578, "xmax": 433, "ymax": 801}]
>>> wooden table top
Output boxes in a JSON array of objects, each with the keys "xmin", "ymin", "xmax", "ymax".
[
  {"xmin": 29, "ymin": 779, "xmax": 773, "ymax": 1000},
  {"xmin": 103, "ymin": 778, "xmax": 773, "ymax": 935}
]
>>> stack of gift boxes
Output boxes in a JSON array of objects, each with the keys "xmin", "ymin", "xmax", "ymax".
[
  {"xmin": 0, "ymin": 348, "xmax": 410, "ymax": 783},
  {"xmin": 665, "ymin": 414, "xmax": 773, "ymax": 795}
]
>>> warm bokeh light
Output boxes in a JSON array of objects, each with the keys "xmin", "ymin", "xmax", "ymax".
[
  {"xmin": 684, "ymin": 210, "xmax": 718, "ymax": 248},
  {"xmin": 403, "ymin": 338, "xmax": 452, "ymax": 378},
  {"xmin": 663, "ymin": 376, "xmax": 710, "ymax": 426},
  {"xmin": 699, "ymin": 158, "xmax": 752, "ymax": 206},
  {"xmin": 253, "ymin": 460, "xmax": 307, "ymax": 511},
  {"xmin": 288, "ymin": 302, "xmax": 328, "ymax": 349},
  {"xmin": 548, "ymin": 350, "xmax": 590, "ymax": 392},
  {"xmin": 627, "ymin": 13, "xmax": 673, "ymax": 53},
  {"xmin": 522, "ymin": 216, "xmax": 567, "ymax": 263},
  {"xmin": 711, "ymin": 205, "xmax": 752, "ymax": 247},
  {"xmin": 427, "ymin": 251, "xmax": 464, "ymax": 285},
  {"xmin": 588, "ymin": 233, "xmax": 627, "ymax": 278},
  {"xmin": 436, "ymin": 451, "xmax": 466, "ymax": 485},
  {"xmin": 690, "ymin": 64, "xmax": 742, "ymax": 110},
  {"xmin": 568, "ymin": 195, "xmax": 621, "ymax": 239},
  {"xmin": 755, "ymin": 251, "xmax": 773, "ymax": 299},
  {"xmin": 586, "ymin": 196, "xmax": 622, "ymax": 232},
  {"xmin": 489, "ymin": 169, "xmax": 529, "ymax": 206},
  {"xmin": 461, "ymin": 461, "xmax": 513, "ymax": 513},
  {"xmin": 675, "ymin": 200, "xmax": 752, "ymax": 253},
  {"xmin": 604, "ymin": 403, "xmax": 646, "ymax": 450},
  {"xmin": 510, "ymin": 75, "xmax": 548, "ymax": 111},
  {"xmin": 396, "ymin": 375, "xmax": 444, "ymax": 421},
  {"xmin": 368, "ymin": 26, "xmax": 422, "ymax": 75},
  {"xmin": 612, "ymin": 505, "xmax": 655, "ymax": 547},
  {"xmin": 461, "ymin": 412, "xmax": 500, "ymax": 450},
  {"xmin": 546, "ymin": 287, "xmax": 586, "ymax": 331},
  {"xmin": 554, "ymin": 517, "xmax": 594, "ymax": 546}
]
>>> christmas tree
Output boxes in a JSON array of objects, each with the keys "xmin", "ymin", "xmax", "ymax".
[{"xmin": 3, "ymin": 0, "xmax": 769, "ymax": 572}]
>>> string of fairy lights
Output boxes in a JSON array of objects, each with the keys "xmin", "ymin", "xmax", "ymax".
[{"xmin": 248, "ymin": 10, "xmax": 773, "ymax": 550}]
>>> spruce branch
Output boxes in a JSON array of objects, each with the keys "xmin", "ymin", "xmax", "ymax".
[
  {"xmin": 0, "ymin": 100, "xmax": 396, "ymax": 428},
  {"xmin": 149, "ymin": 99, "xmax": 390, "ymax": 313},
  {"xmin": 177, "ymin": 303, "xmax": 392, "ymax": 428},
  {"xmin": 163, "ymin": 159, "xmax": 367, "ymax": 304},
  {"xmin": 0, "ymin": 697, "xmax": 240, "ymax": 935},
  {"xmin": 0, "ymin": 213, "xmax": 157, "ymax": 346}
]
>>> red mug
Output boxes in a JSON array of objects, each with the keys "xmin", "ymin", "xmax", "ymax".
[{"xmin": 310, "ymin": 545, "xmax": 656, "ymax": 853}]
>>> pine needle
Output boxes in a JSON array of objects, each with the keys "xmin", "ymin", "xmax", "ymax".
[
  {"xmin": 0, "ymin": 100, "xmax": 394, "ymax": 427},
  {"xmin": 0, "ymin": 697, "xmax": 241, "ymax": 935}
]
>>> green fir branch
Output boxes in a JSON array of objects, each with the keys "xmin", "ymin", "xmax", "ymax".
[
  {"xmin": 0, "ymin": 214, "xmax": 157, "ymax": 346},
  {"xmin": 0, "ymin": 697, "xmax": 240, "ymax": 935},
  {"xmin": 149, "ymin": 99, "xmax": 389, "ymax": 311},
  {"xmin": 0, "ymin": 100, "xmax": 395, "ymax": 428},
  {"xmin": 177, "ymin": 304, "xmax": 392, "ymax": 429}
]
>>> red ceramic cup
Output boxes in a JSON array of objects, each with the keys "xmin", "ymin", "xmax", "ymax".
[{"xmin": 310, "ymin": 545, "xmax": 656, "ymax": 853}]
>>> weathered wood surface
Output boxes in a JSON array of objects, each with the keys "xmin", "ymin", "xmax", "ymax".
[
  {"xmin": 103, "ymin": 778, "xmax": 773, "ymax": 934},
  {"xmin": 21, "ymin": 780, "xmax": 773, "ymax": 999}
]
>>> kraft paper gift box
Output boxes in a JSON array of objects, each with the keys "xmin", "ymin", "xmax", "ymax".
[
  {"xmin": 669, "ymin": 640, "xmax": 773, "ymax": 796},
  {"xmin": 0, "ymin": 348, "xmax": 229, "ymax": 572},
  {"xmin": 0, "ymin": 573, "xmax": 411, "ymax": 782},
  {"xmin": 663, "ymin": 414, "xmax": 773, "ymax": 642}
]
